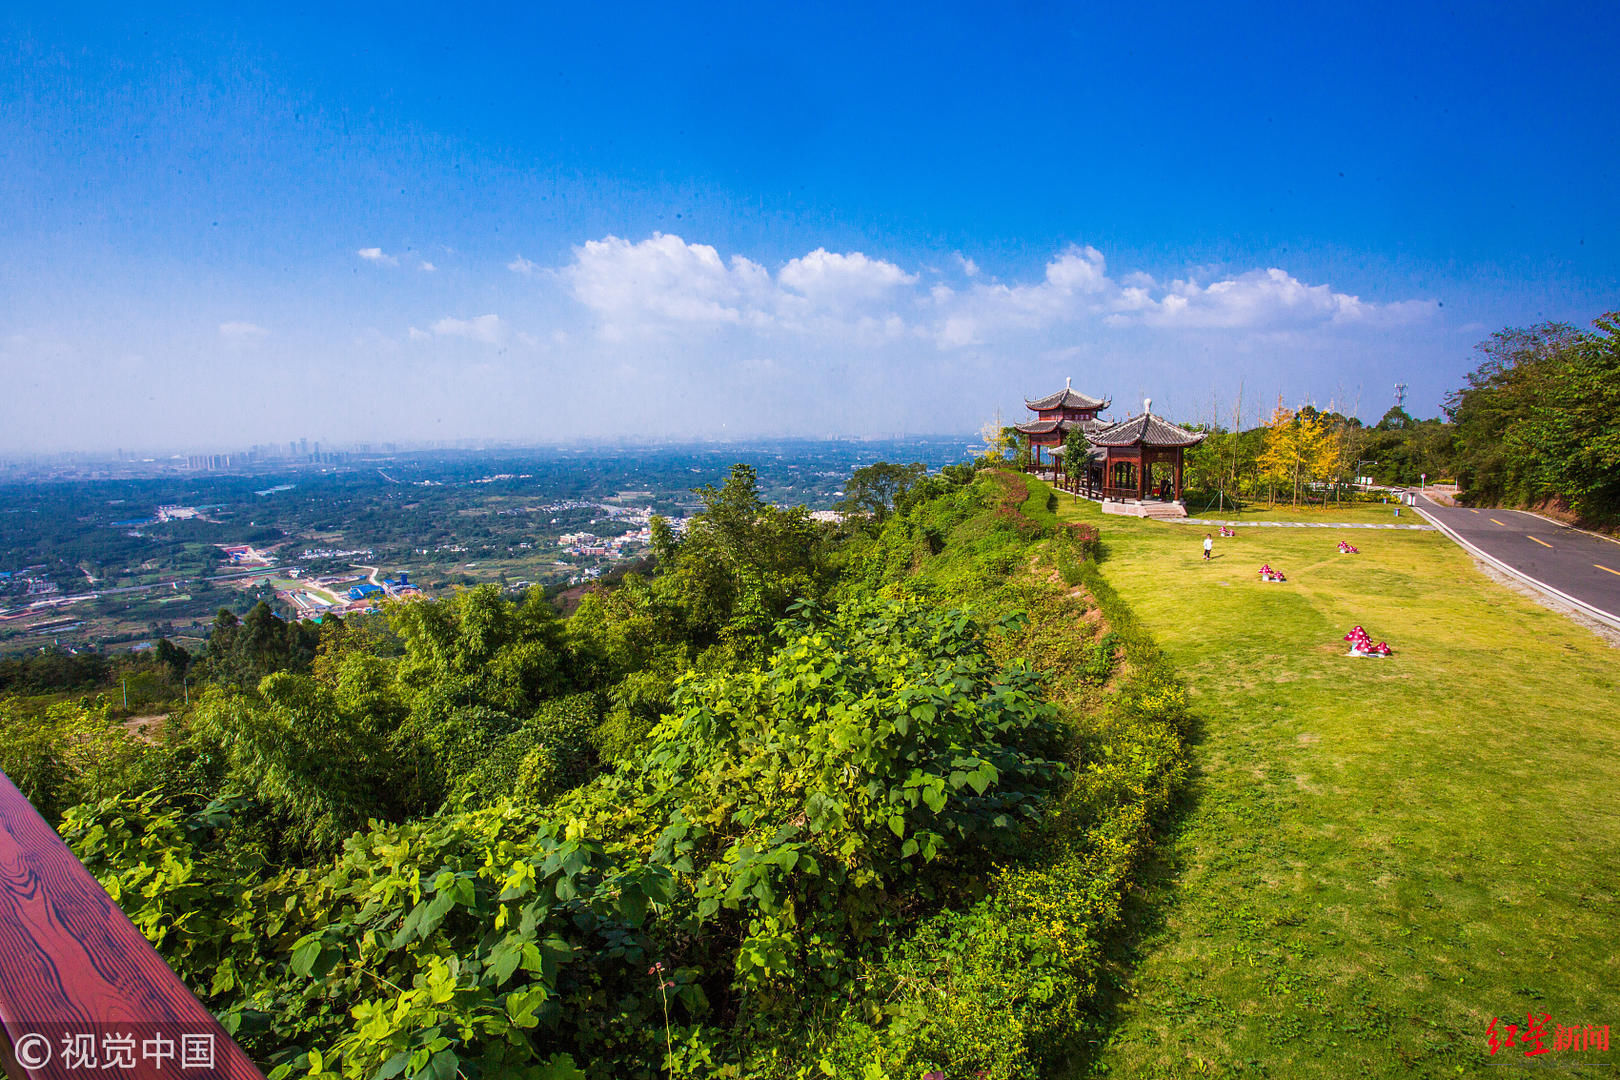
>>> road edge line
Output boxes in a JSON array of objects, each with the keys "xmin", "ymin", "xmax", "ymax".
[
  {"xmin": 1413, "ymin": 498, "xmax": 1620, "ymax": 632},
  {"xmin": 1513, "ymin": 509, "xmax": 1620, "ymax": 549},
  {"xmin": 1435, "ymin": 492, "xmax": 1620, "ymax": 547}
]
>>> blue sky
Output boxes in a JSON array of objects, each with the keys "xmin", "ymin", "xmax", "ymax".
[{"xmin": 3, "ymin": 2, "xmax": 1617, "ymax": 452}]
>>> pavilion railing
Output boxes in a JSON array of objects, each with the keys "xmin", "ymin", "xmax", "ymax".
[{"xmin": 0, "ymin": 768, "xmax": 265, "ymax": 1080}]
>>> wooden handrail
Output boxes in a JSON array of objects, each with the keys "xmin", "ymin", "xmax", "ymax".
[{"xmin": 0, "ymin": 769, "xmax": 264, "ymax": 1080}]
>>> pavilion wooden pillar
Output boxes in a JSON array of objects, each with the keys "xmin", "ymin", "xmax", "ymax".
[
  {"xmin": 1135, "ymin": 451, "xmax": 1144, "ymax": 501},
  {"xmin": 1174, "ymin": 452, "xmax": 1184, "ymax": 502}
]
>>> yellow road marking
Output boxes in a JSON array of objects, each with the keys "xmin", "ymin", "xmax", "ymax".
[
  {"xmin": 1489, "ymin": 518, "xmax": 1508, "ymax": 526},
  {"xmin": 1528, "ymin": 536, "xmax": 1553, "ymax": 549},
  {"xmin": 1468, "ymin": 508, "xmax": 1479, "ymax": 513},
  {"xmin": 1596, "ymin": 564, "xmax": 1620, "ymax": 577}
]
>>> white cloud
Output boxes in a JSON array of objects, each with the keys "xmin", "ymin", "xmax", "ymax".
[
  {"xmin": 407, "ymin": 326, "xmax": 430, "ymax": 341},
  {"xmin": 778, "ymin": 249, "xmax": 916, "ymax": 303},
  {"xmin": 1136, "ymin": 268, "xmax": 1364, "ymax": 329},
  {"xmin": 357, "ymin": 247, "xmax": 398, "ymax": 266},
  {"xmin": 565, "ymin": 234, "xmax": 916, "ymax": 340},
  {"xmin": 218, "ymin": 321, "xmax": 268, "ymax": 340},
  {"xmin": 507, "ymin": 255, "xmax": 539, "ymax": 275},
  {"xmin": 934, "ymin": 246, "xmax": 1112, "ymax": 344},
  {"xmin": 935, "ymin": 247, "xmax": 1433, "ymax": 343},
  {"xmin": 567, "ymin": 233, "xmax": 775, "ymax": 331},
  {"xmin": 418, "ymin": 261, "xmax": 437, "ymax": 272},
  {"xmin": 1110, "ymin": 268, "xmax": 1439, "ymax": 330},
  {"xmin": 559, "ymin": 233, "xmax": 1434, "ymax": 349},
  {"xmin": 431, "ymin": 314, "xmax": 507, "ymax": 344}
]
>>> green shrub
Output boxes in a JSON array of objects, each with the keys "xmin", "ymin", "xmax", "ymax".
[
  {"xmin": 0, "ymin": 699, "xmax": 149, "ymax": 822},
  {"xmin": 1084, "ymin": 631, "xmax": 1120, "ymax": 683},
  {"xmin": 62, "ymin": 596, "xmax": 1072, "ymax": 1080},
  {"xmin": 451, "ymin": 692, "xmax": 604, "ymax": 808},
  {"xmin": 190, "ymin": 675, "xmax": 407, "ymax": 853},
  {"xmin": 61, "ymin": 795, "xmax": 675, "ymax": 1080},
  {"xmin": 594, "ymin": 667, "xmax": 678, "ymax": 763},
  {"xmin": 810, "ymin": 482, "xmax": 1190, "ymax": 1080}
]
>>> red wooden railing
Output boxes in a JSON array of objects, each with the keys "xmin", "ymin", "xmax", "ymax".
[{"xmin": 0, "ymin": 769, "xmax": 264, "ymax": 1080}]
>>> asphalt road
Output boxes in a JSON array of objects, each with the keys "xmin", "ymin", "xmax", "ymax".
[{"xmin": 1416, "ymin": 495, "xmax": 1620, "ymax": 623}]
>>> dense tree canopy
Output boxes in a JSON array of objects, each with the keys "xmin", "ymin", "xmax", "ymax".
[
  {"xmin": 1448, "ymin": 313, "xmax": 1620, "ymax": 520},
  {"xmin": 201, "ymin": 602, "xmax": 322, "ymax": 689}
]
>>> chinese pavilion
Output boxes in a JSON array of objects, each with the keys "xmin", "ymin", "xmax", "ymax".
[
  {"xmin": 1015, "ymin": 383, "xmax": 1207, "ymax": 512},
  {"xmin": 1083, "ymin": 398, "xmax": 1206, "ymax": 504},
  {"xmin": 1013, "ymin": 378, "xmax": 1110, "ymax": 473}
]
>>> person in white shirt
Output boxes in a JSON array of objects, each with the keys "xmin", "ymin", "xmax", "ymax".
[{"xmin": 1203, "ymin": 533, "xmax": 1214, "ymax": 561}]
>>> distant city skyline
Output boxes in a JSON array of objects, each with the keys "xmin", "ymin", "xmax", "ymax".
[{"xmin": 3, "ymin": 2, "xmax": 1617, "ymax": 453}]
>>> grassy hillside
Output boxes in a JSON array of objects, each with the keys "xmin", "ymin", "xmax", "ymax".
[{"xmin": 1038, "ymin": 480, "xmax": 1620, "ymax": 1077}]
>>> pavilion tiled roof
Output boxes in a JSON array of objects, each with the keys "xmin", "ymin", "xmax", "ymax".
[
  {"xmin": 1085, "ymin": 411, "xmax": 1207, "ymax": 448},
  {"xmin": 1013, "ymin": 415, "xmax": 1111, "ymax": 436},
  {"xmin": 1025, "ymin": 385, "xmax": 1110, "ymax": 412}
]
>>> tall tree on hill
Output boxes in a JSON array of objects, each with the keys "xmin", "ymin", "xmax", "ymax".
[
  {"xmin": 635, "ymin": 464, "xmax": 829, "ymax": 648},
  {"xmin": 153, "ymin": 639, "xmax": 191, "ymax": 683},
  {"xmin": 388, "ymin": 583, "xmax": 571, "ymax": 713},
  {"xmin": 1376, "ymin": 405, "xmax": 1414, "ymax": 431},
  {"xmin": 201, "ymin": 603, "xmax": 321, "ymax": 689},
  {"xmin": 837, "ymin": 462, "xmax": 929, "ymax": 522}
]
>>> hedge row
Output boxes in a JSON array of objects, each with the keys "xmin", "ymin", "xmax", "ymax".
[{"xmin": 808, "ymin": 477, "xmax": 1191, "ymax": 1079}]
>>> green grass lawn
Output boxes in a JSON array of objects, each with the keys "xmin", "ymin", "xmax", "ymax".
[
  {"xmin": 1178, "ymin": 499, "xmax": 1419, "ymax": 525},
  {"xmin": 1042, "ymin": 482, "xmax": 1620, "ymax": 1078}
]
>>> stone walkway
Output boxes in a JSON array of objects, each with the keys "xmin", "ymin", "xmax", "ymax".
[{"xmin": 1171, "ymin": 519, "xmax": 1434, "ymax": 530}]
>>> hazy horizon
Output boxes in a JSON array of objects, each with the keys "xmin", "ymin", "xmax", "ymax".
[{"xmin": 2, "ymin": 432, "xmax": 990, "ymax": 463}]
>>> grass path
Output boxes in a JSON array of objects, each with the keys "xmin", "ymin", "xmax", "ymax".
[{"xmin": 1042, "ymin": 484, "xmax": 1620, "ymax": 1077}]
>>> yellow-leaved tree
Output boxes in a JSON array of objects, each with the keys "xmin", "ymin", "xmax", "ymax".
[
  {"xmin": 1254, "ymin": 401, "xmax": 1297, "ymax": 505},
  {"xmin": 1317, "ymin": 416, "xmax": 1356, "ymax": 505},
  {"xmin": 1256, "ymin": 401, "xmax": 1334, "ymax": 505},
  {"xmin": 980, "ymin": 408, "xmax": 1011, "ymax": 462}
]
